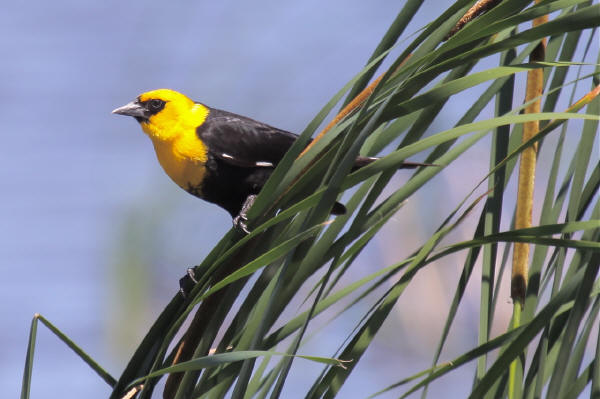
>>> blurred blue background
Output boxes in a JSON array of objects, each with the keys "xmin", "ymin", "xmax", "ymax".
[{"xmin": 2, "ymin": 1, "xmax": 595, "ymax": 398}]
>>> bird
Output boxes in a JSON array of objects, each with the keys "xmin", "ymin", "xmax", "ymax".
[{"xmin": 113, "ymin": 89, "xmax": 425, "ymax": 232}]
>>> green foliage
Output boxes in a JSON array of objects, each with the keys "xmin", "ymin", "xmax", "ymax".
[{"xmin": 21, "ymin": 1, "xmax": 600, "ymax": 398}]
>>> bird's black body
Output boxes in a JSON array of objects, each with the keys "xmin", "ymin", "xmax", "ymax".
[
  {"xmin": 113, "ymin": 89, "xmax": 427, "ymax": 229},
  {"xmin": 195, "ymin": 106, "xmax": 385, "ymax": 218},
  {"xmin": 198, "ymin": 152, "xmax": 275, "ymax": 217},
  {"xmin": 193, "ymin": 107, "xmax": 297, "ymax": 217}
]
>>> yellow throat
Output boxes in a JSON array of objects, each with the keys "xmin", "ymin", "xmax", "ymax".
[{"xmin": 138, "ymin": 89, "xmax": 210, "ymax": 192}]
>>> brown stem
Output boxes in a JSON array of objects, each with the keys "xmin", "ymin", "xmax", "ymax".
[
  {"xmin": 298, "ymin": 54, "xmax": 411, "ymax": 159},
  {"xmin": 445, "ymin": 0, "xmax": 503, "ymax": 40},
  {"xmin": 512, "ymin": 10, "xmax": 548, "ymax": 307}
]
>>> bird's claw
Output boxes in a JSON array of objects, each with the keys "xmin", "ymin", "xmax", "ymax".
[
  {"xmin": 233, "ymin": 214, "xmax": 251, "ymax": 234},
  {"xmin": 233, "ymin": 194, "xmax": 256, "ymax": 234}
]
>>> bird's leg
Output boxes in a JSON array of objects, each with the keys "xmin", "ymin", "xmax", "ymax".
[
  {"xmin": 233, "ymin": 194, "xmax": 257, "ymax": 234},
  {"xmin": 179, "ymin": 268, "xmax": 199, "ymax": 298}
]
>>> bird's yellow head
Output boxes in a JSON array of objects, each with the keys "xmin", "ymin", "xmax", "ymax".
[{"xmin": 112, "ymin": 89, "xmax": 209, "ymax": 141}]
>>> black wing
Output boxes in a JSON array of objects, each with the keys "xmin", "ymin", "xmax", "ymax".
[{"xmin": 197, "ymin": 107, "xmax": 299, "ymax": 168}]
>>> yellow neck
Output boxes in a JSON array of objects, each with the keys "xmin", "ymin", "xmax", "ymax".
[{"xmin": 146, "ymin": 104, "xmax": 210, "ymax": 192}]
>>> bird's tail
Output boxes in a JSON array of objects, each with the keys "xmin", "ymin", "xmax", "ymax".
[
  {"xmin": 352, "ymin": 156, "xmax": 432, "ymax": 171},
  {"xmin": 330, "ymin": 156, "xmax": 434, "ymax": 215}
]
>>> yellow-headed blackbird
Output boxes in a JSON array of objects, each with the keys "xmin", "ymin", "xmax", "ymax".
[{"xmin": 113, "ymin": 89, "xmax": 423, "ymax": 231}]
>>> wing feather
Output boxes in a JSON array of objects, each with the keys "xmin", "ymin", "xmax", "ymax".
[{"xmin": 197, "ymin": 107, "xmax": 298, "ymax": 168}]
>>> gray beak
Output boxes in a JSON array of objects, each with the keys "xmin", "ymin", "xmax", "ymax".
[{"xmin": 112, "ymin": 101, "xmax": 148, "ymax": 119}]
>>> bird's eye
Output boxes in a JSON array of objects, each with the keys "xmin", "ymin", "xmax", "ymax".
[{"xmin": 148, "ymin": 99, "xmax": 165, "ymax": 112}]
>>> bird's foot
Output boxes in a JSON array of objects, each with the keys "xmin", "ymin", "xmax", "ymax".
[
  {"xmin": 232, "ymin": 194, "xmax": 257, "ymax": 234},
  {"xmin": 179, "ymin": 268, "xmax": 199, "ymax": 298},
  {"xmin": 233, "ymin": 214, "xmax": 251, "ymax": 234}
]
